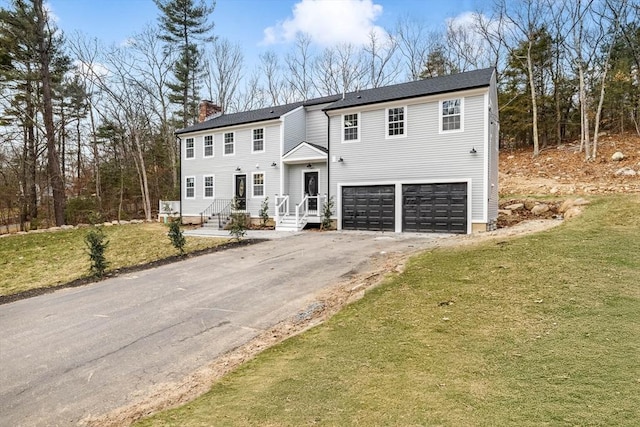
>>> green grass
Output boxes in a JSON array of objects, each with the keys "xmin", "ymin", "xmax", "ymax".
[
  {"xmin": 137, "ymin": 194, "xmax": 640, "ymax": 427},
  {"xmin": 0, "ymin": 223, "xmax": 228, "ymax": 297}
]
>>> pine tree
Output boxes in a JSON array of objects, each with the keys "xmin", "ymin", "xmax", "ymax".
[{"xmin": 154, "ymin": 0, "xmax": 215, "ymax": 128}]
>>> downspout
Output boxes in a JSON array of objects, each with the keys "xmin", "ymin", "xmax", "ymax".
[
  {"xmin": 176, "ymin": 134, "xmax": 182, "ymax": 221},
  {"xmin": 324, "ymin": 109, "xmax": 331, "ymax": 213}
]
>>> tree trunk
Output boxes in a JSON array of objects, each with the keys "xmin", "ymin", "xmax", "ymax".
[
  {"xmin": 131, "ymin": 130, "xmax": 152, "ymax": 221},
  {"xmin": 35, "ymin": 0, "xmax": 66, "ymax": 226},
  {"xmin": 527, "ymin": 40, "xmax": 540, "ymax": 157}
]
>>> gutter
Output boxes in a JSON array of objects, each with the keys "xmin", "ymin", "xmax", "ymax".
[
  {"xmin": 176, "ymin": 135, "xmax": 182, "ymax": 220},
  {"xmin": 324, "ymin": 110, "xmax": 330, "ymax": 213}
]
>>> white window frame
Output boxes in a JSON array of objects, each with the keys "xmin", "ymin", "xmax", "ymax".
[
  {"xmin": 185, "ymin": 138, "xmax": 195, "ymax": 159},
  {"xmin": 223, "ymin": 131, "xmax": 235, "ymax": 156},
  {"xmin": 251, "ymin": 171, "xmax": 265, "ymax": 198},
  {"xmin": 386, "ymin": 106, "xmax": 407, "ymax": 139},
  {"xmin": 203, "ymin": 175, "xmax": 215, "ymax": 199},
  {"xmin": 342, "ymin": 112, "xmax": 360, "ymax": 143},
  {"xmin": 203, "ymin": 135, "xmax": 214, "ymax": 158},
  {"xmin": 252, "ymin": 128, "xmax": 265, "ymax": 153},
  {"xmin": 439, "ymin": 98, "xmax": 464, "ymax": 133},
  {"xmin": 185, "ymin": 176, "xmax": 195, "ymax": 199}
]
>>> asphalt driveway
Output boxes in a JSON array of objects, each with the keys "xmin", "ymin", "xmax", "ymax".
[{"xmin": 0, "ymin": 230, "xmax": 452, "ymax": 426}]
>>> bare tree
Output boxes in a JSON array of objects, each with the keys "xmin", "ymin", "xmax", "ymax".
[
  {"xmin": 362, "ymin": 29, "xmax": 400, "ymax": 88},
  {"xmin": 259, "ymin": 51, "xmax": 286, "ymax": 106},
  {"xmin": 395, "ymin": 16, "xmax": 438, "ymax": 80},
  {"xmin": 285, "ymin": 33, "xmax": 315, "ymax": 100},
  {"xmin": 204, "ymin": 37, "xmax": 244, "ymax": 113}
]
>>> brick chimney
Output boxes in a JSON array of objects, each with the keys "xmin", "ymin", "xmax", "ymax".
[{"xmin": 198, "ymin": 100, "xmax": 222, "ymax": 123}]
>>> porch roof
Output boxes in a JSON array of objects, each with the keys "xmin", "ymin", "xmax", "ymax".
[{"xmin": 282, "ymin": 141, "xmax": 327, "ymax": 164}]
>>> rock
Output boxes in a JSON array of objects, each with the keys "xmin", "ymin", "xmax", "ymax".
[
  {"xmin": 564, "ymin": 206, "xmax": 583, "ymax": 220},
  {"xmin": 507, "ymin": 155, "xmax": 515, "ymax": 160},
  {"xmin": 499, "ymin": 209, "xmax": 513, "ymax": 216},
  {"xmin": 614, "ymin": 167, "xmax": 637, "ymax": 177},
  {"xmin": 524, "ymin": 199, "xmax": 538, "ymax": 210},
  {"xmin": 559, "ymin": 199, "xmax": 575, "ymax": 213},
  {"xmin": 60, "ymin": 225, "xmax": 74, "ymax": 230},
  {"xmin": 103, "ymin": 222, "xmax": 113, "ymax": 227},
  {"xmin": 573, "ymin": 198, "xmax": 590, "ymax": 206},
  {"xmin": 504, "ymin": 203, "xmax": 524, "ymax": 210},
  {"xmin": 611, "ymin": 151, "xmax": 625, "ymax": 161},
  {"xmin": 550, "ymin": 186, "xmax": 559, "ymax": 194},
  {"xmin": 531, "ymin": 204, "xmax": 550, "ymax": 215}
]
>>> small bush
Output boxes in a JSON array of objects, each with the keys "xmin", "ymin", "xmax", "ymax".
[
  {"xmin": 167, "ymin": 218, "xmax": 186, "ymax": 255},
  {"xmin": 229, "ymin": 197, "xmax": 247, "ymax": 240},
  {"xmin": 321, "ymin": 196, "xmax": 335, "ymax": 230},
  {"xmin": 85, "ymin": 227, "xmax": 109, "ymax": 278},
  {"xmin": 259, "ymin": 196, "xmax": 270, "ymax": 226}
]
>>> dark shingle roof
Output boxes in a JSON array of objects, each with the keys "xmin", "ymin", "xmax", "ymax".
[
  {"xmin": 175, "ymin": 68, "xmax": 494, "ymax": 134},
  {"xmin": 323, "ymin": 67, "xmax": 495, "ymax": 111}
]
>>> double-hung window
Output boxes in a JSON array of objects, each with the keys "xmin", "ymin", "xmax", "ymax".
[
  {"xmin": 252, "ymin": 172, "xmax": 265, "ymax": 197},
  {"xmin": 387, "ymin": 107, "xmax": 405, "ymax": 138},
  {"xmin": 185, "ymin": 176, "xmax": 195, "ymax": 199},
  {"xmin": 252, "ymin": 128, "xmax": 264, "ymax": 153},
  {"xmin": 441, "ymin": 98, "xmax": 462, "ymax": 132},
  {"xmin": 203, "ymin": 135, "xmax": 214, "ymax": 157},
  {"xmin": 185, "ymin": 138, "xmax": 195, "ymax": 159},
  {"xmin": 343, "ymin": 113, "xmax": 359, "ymax": 142},
  {"xmin": 203, "ymin": 175, "xmax": 214, "ymax": 198},
  {"xmin": 224, "ymin": 132, "xmax": 235, "ymax": 155}
]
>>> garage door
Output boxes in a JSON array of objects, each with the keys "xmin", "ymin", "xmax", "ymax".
[
  {"xmin": 402, "ymin": 183, "xmax": 467, "ymax": 233},
  {"xmin": 342, "ymin": 185, "xmax": 395, "ymax": 231}
]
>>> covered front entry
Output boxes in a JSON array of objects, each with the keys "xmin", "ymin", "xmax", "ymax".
[
  {"xmin": 342, "ymin": 185, "xmax": 395, "ymax": 231},
  {"xmin": 402, "ymin": 183, "xmax": 467, "ymax": 233},
  {"xmin": 304, "ymin": 171, "xmax": 319, "ymax": 211}
]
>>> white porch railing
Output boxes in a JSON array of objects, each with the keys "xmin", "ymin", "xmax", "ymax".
[{"xmin": 275, "ymin": 195, "xmax": 289, "ymax": 225}]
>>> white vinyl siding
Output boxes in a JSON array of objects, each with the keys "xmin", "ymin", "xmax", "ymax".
[
  {"xmin": 252, "ymin": 172, "xmax": 265, "ymax": 197},
  {"xmin": 185, "ymin": 138, "xmax": 195, "ymax": 159},
  {"xmin": 386, "ymin": 106, "xmax": 406, "ymax": 138},
  {"xmin": 185, "ymin": 176, "xmax": 195, "ymax": 199},
  {"xmin": 343, "ymin": 113, "xmax": 360, "ymax": 142},
  {"xmin": 440, "ymin": 98, "xmax": 463, "ymax": 133},
  {"xmin": 203, "ymin": 175, "xmax": 215, "ymax": 198},
  {"xmin": 252, "ymin": 128, "xmax": 265, "ymax": 153},
  {"xmin": 203, "ymin": 135, "xmax": 214, "ymax": 157},
  {"xmin": 223, "ymin": 132, "xmax": 235, "ymax": 155}
]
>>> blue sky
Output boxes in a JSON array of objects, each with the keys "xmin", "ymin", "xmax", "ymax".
[{"xmin": 20, "ymin": 0, "xmax": 480, "ymax": 66}]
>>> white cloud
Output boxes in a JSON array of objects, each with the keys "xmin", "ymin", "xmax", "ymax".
[{"xmin": 261, "ymin": 0, "xmax": 386, "ymax": 47}]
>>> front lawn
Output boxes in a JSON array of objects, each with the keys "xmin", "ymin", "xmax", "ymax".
[
  {"xmin": 0, "ymin": 223, "xmax": 227, "ymax": 297},
  {"xmin": 137, "ymin": 194, "xmax": 640, "ymax": 426}
]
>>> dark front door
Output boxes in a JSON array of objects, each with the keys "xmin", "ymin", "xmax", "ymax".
[
  {"xmin": 304, "ymin": 171, "xmax": 318, "ymax": 211},
  {"xmin": 235, "ymin": 174, "xmax": 246, "ymax": 210}
]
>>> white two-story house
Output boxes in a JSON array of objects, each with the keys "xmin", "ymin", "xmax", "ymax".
[{"xmin": 176, "ymin": 68, "xmax": 499, "ymax": 234}]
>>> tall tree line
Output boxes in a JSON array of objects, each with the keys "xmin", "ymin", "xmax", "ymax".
[{"xmin": 0, "ymin": 0, "xmax": 638, "ymax": 231}]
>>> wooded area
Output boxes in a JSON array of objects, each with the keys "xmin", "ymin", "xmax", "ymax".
[{"xmin": 0, "ymin": 0, "xmax": 638, "ymax": 230}]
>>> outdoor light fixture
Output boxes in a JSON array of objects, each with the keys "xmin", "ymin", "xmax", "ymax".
[
  {"xmin": 470, "ymin": 147, "xmax": 477, "ymax": 154},
  {"xmin": 338, "ymin": 157, "xmax": 344, "ymax": 162},
  {"xmin": 235, "ymin": 166, "xmax": 241, "ymax": 171},
  {"xmin": 306, "ymin": 163, "xmax": 312, "ymax": 168},
  {"xmin": 271, "ymin": 162, "xmax": 277, "ymax": 167}
]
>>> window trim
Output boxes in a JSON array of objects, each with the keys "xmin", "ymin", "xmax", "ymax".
[
  {"xmin": 203, "ymin": 134, "xmax": 214, "ymax": 158},
  {"xmin": 252, "ymin": 128, "xmax": 265, "ymax": 153},
  {"xmin": 439, "ymin": 98, "xmax": 464, "ymax": 134},
  {"xmin": 203, "ymin": 174, "xmax": 215, "ymax": 199},
  {"xmin": 185, "ymin": 176, "xmax": 195, "ymax": 199},
  {"xmin": 385, "ymin": 106, "xmax": 407, "ymax": 139},
  {"xmin": 185, "ymin": 138, "xmax": 195, "ymax": 159},
  {"xmin": 342, "ymin": 112, "xmax": 360, "ymax": 143},
  {"xmin": 223, "ymin": 131, "xmax": 235, "ymax": 156},
  {"xmin": 251, "ymin": 171, "xmax": 265, "ymax": 198}
]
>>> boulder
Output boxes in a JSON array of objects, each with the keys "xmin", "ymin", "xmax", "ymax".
[
  {"xmin": 499, "ymin": 209, "xmax": 513, "ymax": 216},
  {"xmin": 550, "ymin": 186, "xmax": 559, "ymax": 194},
  {"xmin": 614, "ymin": 167, "xmax": 637, "ymax": 177},
  {"xmin": 611, "ymin": 151, "xmax": 625, "ymax": 161},
  {"xmin": 531, "ymin": 204, "xmax": 550, "ymax": 215},
  {"xmin": 504, "ymin": 203, "xmax": 524, "ymax": 210},
  {"xmin": 572, "ymin": 197, "xmax": 590, "ymax": 206},
  {"xmin": 564, "ymin": 206, "xmax": 583, "ymax": 220},
  {"xmin": 524, "ymin": 199, "xmax": 538, "ymax": 210},
  {"xmin": 559, "ymin": 199, "xmax": 575, "ymax": 213}
]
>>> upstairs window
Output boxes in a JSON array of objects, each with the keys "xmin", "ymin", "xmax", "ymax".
[
  {"xmin": 441, "ymin": 98, "xmax": 462, "ymax": 132},
  {"xmin": 224, "ymin": 132, "xmax": 235, "ymax": 155},
  {"xmin": 343, "ymin": 113, "xmax": 359, "ymax": 142},
  {"xmin": 185, "ymin": 176, "xmax": 195, "ymax": 198},
  {"xmin": 204, "ymin": 175, "xmax": 214, "ymax": 198},
  {"xmin": 252, "ymin": 128, "xmax": 265, "ymax": 153},
  {"xmin": 387, "ymin": 107, "xmax": 405, "ymax": 138},
  {"xmin": 203, "ymin": 135, "xmax": 214, "ymax": 157},
  {"xmin": 252, "ymin": 172, "xmax": 265, "ymax": 197},
  {"xmin": 185, "ymin": 138, "xmax": 195, "ymax": 159}
]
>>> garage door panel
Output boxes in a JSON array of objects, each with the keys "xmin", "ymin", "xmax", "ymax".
[
  {"xmin": 342, "ymin": 185, "xmax": 395, "ymax": 231},
  {"xmin": 402, "ymin": 183, "xmax": 467, "ymax": 234}
]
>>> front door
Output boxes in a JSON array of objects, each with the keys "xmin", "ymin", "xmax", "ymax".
[
  {"xmin": 235, "ymin": 174, "xmax": 246, "ymax": 210},
  {"xmin": 304, "ymin": 171, "xmax": 319, "ymax": 211}
]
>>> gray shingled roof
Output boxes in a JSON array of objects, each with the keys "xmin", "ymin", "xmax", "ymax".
[
  {"xmin": 175, "ymin": 68, "xmax": 494, "ymax": 134},
  {"xmin": 323, "ymin": 67, "xmax": 495, "ymax": 111},
  {"xmin": 175, "ymin": 102, "xmax": 304, "ymax": 135}
]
